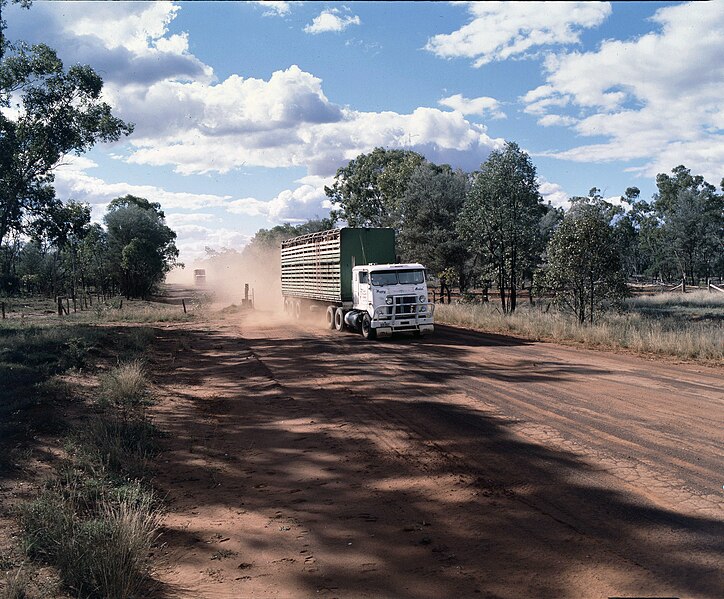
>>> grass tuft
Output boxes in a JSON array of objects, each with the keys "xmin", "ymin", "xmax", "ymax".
[
  {"xmin": 21, "ymin": 480, "xmax": 159, "ymax": 599},
  {"xmin": 99, "ymin": 361, "xmax": 148, "ymax": 409}
]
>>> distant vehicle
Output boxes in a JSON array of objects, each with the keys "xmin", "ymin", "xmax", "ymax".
[
  {"xmin": 281, "ymin": 228, "xmax": 434, "ymax": 339},
  {"xmin": 194, "ymin": 269, "xmax": 206, "ymax": 286}
]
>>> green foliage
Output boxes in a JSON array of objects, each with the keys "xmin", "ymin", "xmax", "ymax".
[
  {"xmin": 624, "ymin": 166, "xmax": 723, "ymax": 284},
  {"xmin": 104, "ymin": 195, "xmax": 179, "ymax": 298},
  {"xmin": 397, "ymin": 162, "xmax": 472, "ymax": 289},
  {"xmin": 21, "ymin": 479, "xmax": 158, "ymax": 599},
  {"xmin": 325, "ymin": 147, "xmax": 424, "ymax": 228},
  {"xmin": 0, "ymin": 11, "xmax": 131, "ymax": 293},
  {"xmin": 537, "ymin": 195, "xmax": 628, "ymax": 324},
  {"xmin": 242, "ymin": 218, "xmax": 334, "ymax": 256},
  {"xmin": 0, "ymin": 42, "xmax": 132, "ymax": 248},
  {"xmin": 458, "ymin": 142, "xmax": 546, "ymax": 313}
]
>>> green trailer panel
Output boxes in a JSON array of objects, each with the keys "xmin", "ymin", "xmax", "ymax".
[{"xmin": 281, "ymin": 228, "xmax": 395, "ymax": 303}]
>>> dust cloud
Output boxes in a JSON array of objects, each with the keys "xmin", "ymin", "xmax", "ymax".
[{"xmin": 166, "ymin": 246, "xmax": 284, "ymax": 313}]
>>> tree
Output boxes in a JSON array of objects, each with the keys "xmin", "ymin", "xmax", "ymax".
[
  {"xmin": 325, "ymin": 148, "xmax": 424, "ymax": 229},
  {"xmin": 0, "ymin": 38, "xmax": 132, "ymax": 252},
  {"xmin": 458, "ymin": 142, "xmax": 545, "ymax": 313},
  {"xmin": 104, "ymin": 195, "xmax": 179, "ymax": 298},
  {"xmin": 78, "ymin": 223, "xmax": 112, "ymax": 295},
  {"xmin": 624, "ymin": 166, "xmax": 723, "ymax": 284},
  {"xmin": 538, "ymin": 195, "xmax": 628, "ymax": 324},
  {"xmin": 397, "ymin": 162, "xmax": 472, "ymax": 292},
  {"xmin": 243, "ymin": 218, "xmax": 334, "ymax": 258},
  {"xmin": 654, "ymin": 167, "xmax": 722, "ymax": 284}
]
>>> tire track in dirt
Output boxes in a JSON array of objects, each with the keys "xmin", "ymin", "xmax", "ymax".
[
  {"xmin": 147, "ymin": 314, "xmax": 723, "ymax": 598},
  {"xmin": 240, "ymin": 313, "xmax": 723, "ymax": 598}
]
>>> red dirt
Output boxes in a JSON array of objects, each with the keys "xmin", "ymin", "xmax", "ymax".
[{"xmin": 148, "ymin": 310, "xmax": 723, "ymax": 598}]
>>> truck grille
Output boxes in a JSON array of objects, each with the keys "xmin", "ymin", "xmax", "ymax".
[{"xmin": 394, "ymin": 296, "xmax": 417, "ymax": 315}]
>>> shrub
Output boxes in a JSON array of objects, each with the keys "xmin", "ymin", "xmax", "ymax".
[
  {"xmin": 78, "ymin": 416, "xmax": 158, "ymax": 479},
  {"xmin": 21, "ymin": 481, "xmax": 158, "ymax": 599},
  {"xmin": 99, "ymin": 361, "xmax": 147, "ymax": 409}
]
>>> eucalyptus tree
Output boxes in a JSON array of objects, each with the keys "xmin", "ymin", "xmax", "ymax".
[
  {"xmin": 538, "ymin": 194, "xmax": 628, "ymax": 324},
  {"xmin": 0, "ymin": 2, "xmax": 132, "ymax": 286},
  {"xmin": 653, "ymin": 166, "xmax": 722, "ymax": 284},
  {"xmin": 325, "ymin": 147, "xmax": 424, "ymax": 229},
  {"xmin": 458, "ymin": 142, "xmax": 545, "ymax": 313},
  {"xmin": 104, "ymin": 196, "xmax": 179, "ymax": 299},
  {"xmin": 624, "ymin": 166, "xmax": 723, "ymax": 283},
  {"xmin": 397, "ymin": 162, "xmax": 472, "ymax": 291}
]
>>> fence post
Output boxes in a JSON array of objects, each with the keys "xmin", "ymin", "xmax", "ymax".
[
  {"xmin": 682, "ymin": 277, "xmax": 686, "ymax": 294},
  {"xmin": 182, "ymin": 299, "xmax": 187, "ymax": 314}
]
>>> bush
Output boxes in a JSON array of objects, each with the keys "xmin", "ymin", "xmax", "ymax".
[
  {"xmin": 77, "ymin": 416, "xmax": 158, "ymax": 479},
  {"xmin": 99, "ymin": 361, "xmax": 147, "ymax": 409},
  {"xmin": 21, "ymin": 481, "xmax": 158, "ymax": 599}
]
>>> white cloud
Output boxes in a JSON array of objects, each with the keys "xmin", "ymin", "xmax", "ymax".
[
  {"xmin": 538, "ymin": 179, "xmax": 569, "ymax": 208},
  {"xmin": 8, "ymin": 3, "xmax": 503, "ymax": 180},
  {"xmin": 170, "ymin": 224, "xmax": 251, "ymax": 260},
  {"xmin": 439, "ymin": 94, "xmax": 506, "ymax": 119},
  {"xmin": 5, "ymin": 2, "xmax": 212, "ymax": 86},
  {"xmin": 304, "ymin": 9, "xmax": 361, "ymax": 34},
  {"xmin": 53, "ymin": 157, "xmax": 233, "ymax": 211},
  {"xmin": 252, "ymin": 1, "xmax": 292, "ymax": 17},
  {"xmin": 226, "ymin": 183, "xmax": 331, "ymax": 223},
  {"xmin": 165, "ymin": 213, "xmax": 217, "ymax": 226},
  {"xmin": 525, "ymin": 1, "xmax": 724, "ymax": 181},
  {"xmin": 426, "ymin": 2, "xmax": 611, "ymax": 67},
  {"xmin": 537, "ymin": 114, "xmax": 576, "ymax": 127},
  {"xmin": 120, "ymin": 65, "xmax": 504, "ymax": 176}
]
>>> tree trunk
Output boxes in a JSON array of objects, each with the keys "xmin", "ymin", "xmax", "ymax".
[
  {"xmin": 510, "ymin": 249, "xmax": 517, "ymax": 314},
  {"xmin": 590, "ymin": 271, "xmax": 594, "ymax": 325}
]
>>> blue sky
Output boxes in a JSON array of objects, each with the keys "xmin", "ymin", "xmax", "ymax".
[{"xmin": 6, "ymin": 1, "xmax": 723, "ymax": 260}]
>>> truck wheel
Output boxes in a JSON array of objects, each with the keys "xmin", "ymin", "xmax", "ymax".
[
  {"xmin": 334, "ymin": 307, "xmax": 345, "ymax": 331},
  {"xmin": 361, "ymin": 313, "xmax": 376, "ymax": 340},
  {"xmin": 294, "ymin": 300, "xmax": 302, "ymax": 320},
  {"xmin": 326, "ymin": 306, "xmax": 336, "ymax": 329}
]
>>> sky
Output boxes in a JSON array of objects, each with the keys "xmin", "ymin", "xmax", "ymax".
[{"xmin": 5, "ymin": 1, "xmax": 723, "ymax": 261}]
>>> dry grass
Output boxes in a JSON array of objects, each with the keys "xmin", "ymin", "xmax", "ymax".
[
  {"xmin": 435, "ymin": 301, "xmax": 723, "ymax": 363},
  {"xmin": 21, "ymin": 481, "xmax": 159, "ymax": 599},
  {"xmin": 99, "ymin": 361, "xmax": 148, "ymax": 409},
  {"xmin": 0, "ymin": 294, "xmax": 201, "ymax": 324},
  {"xmin": 2, "ymin": 309, "xmax": 163, "ymax": 598}
]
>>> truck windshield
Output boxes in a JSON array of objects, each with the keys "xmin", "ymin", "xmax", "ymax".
[{"xmin": 370, "ymin": 270, "xmax": 425, "ymax": 286}]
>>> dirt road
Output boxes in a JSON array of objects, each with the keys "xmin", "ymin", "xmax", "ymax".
[{"xmin": 149, "ymin": 311, "xmax": 723, "ymax": 598}]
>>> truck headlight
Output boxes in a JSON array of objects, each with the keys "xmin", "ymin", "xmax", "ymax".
[
  {"xmin": 419, "ymin": 295, "xmax": 426, "ymax": 303},
  {"xmin": 385, "ymin": 296, "xmax": 393, "ymax": 305},
  {"xmin": 418, "ymin": 305, "xmax": 426, "ymax": 313}
]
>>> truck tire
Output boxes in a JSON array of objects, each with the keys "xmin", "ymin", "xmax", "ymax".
[
  {"xmin": 334, "ymin": 307, "xmax": 345, "ymax": 331},
  {"xmin": 294, "ymin": 300, "xmax": 302, "ymax": 320},
  {"xmin": 326, "ymin": 306, "xmax": 336, "ymax": 329},
  {"xmin": 361, "ymin": 313, "xmax": 376, "ymax": 340}
]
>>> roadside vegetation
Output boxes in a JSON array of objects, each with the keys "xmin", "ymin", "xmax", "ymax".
[
  {"xmin": 0, "ymin": 296, "xmax": 181, "ymax": 597},
  {"xmin": 436, "ymin": 291, "xmax": 723, "ymax": 363}
]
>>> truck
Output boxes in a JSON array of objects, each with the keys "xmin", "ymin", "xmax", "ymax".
[
  {"xmin": 281, "ymin": 227, "xmax": 434, "ymax": 339},
  {"xmin": 193, "ymin": 269, "xmax": 206, "ymax": 286}
]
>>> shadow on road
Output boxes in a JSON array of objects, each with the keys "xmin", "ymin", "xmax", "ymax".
[{"xmin": 148, "ymin": 322, "xmax": 722, "ymax": 598}]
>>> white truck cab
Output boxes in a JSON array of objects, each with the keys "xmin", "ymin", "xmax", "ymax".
[{"xmin": 349, "ymin": 263, "xmax": 435, "ymax": 339}]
